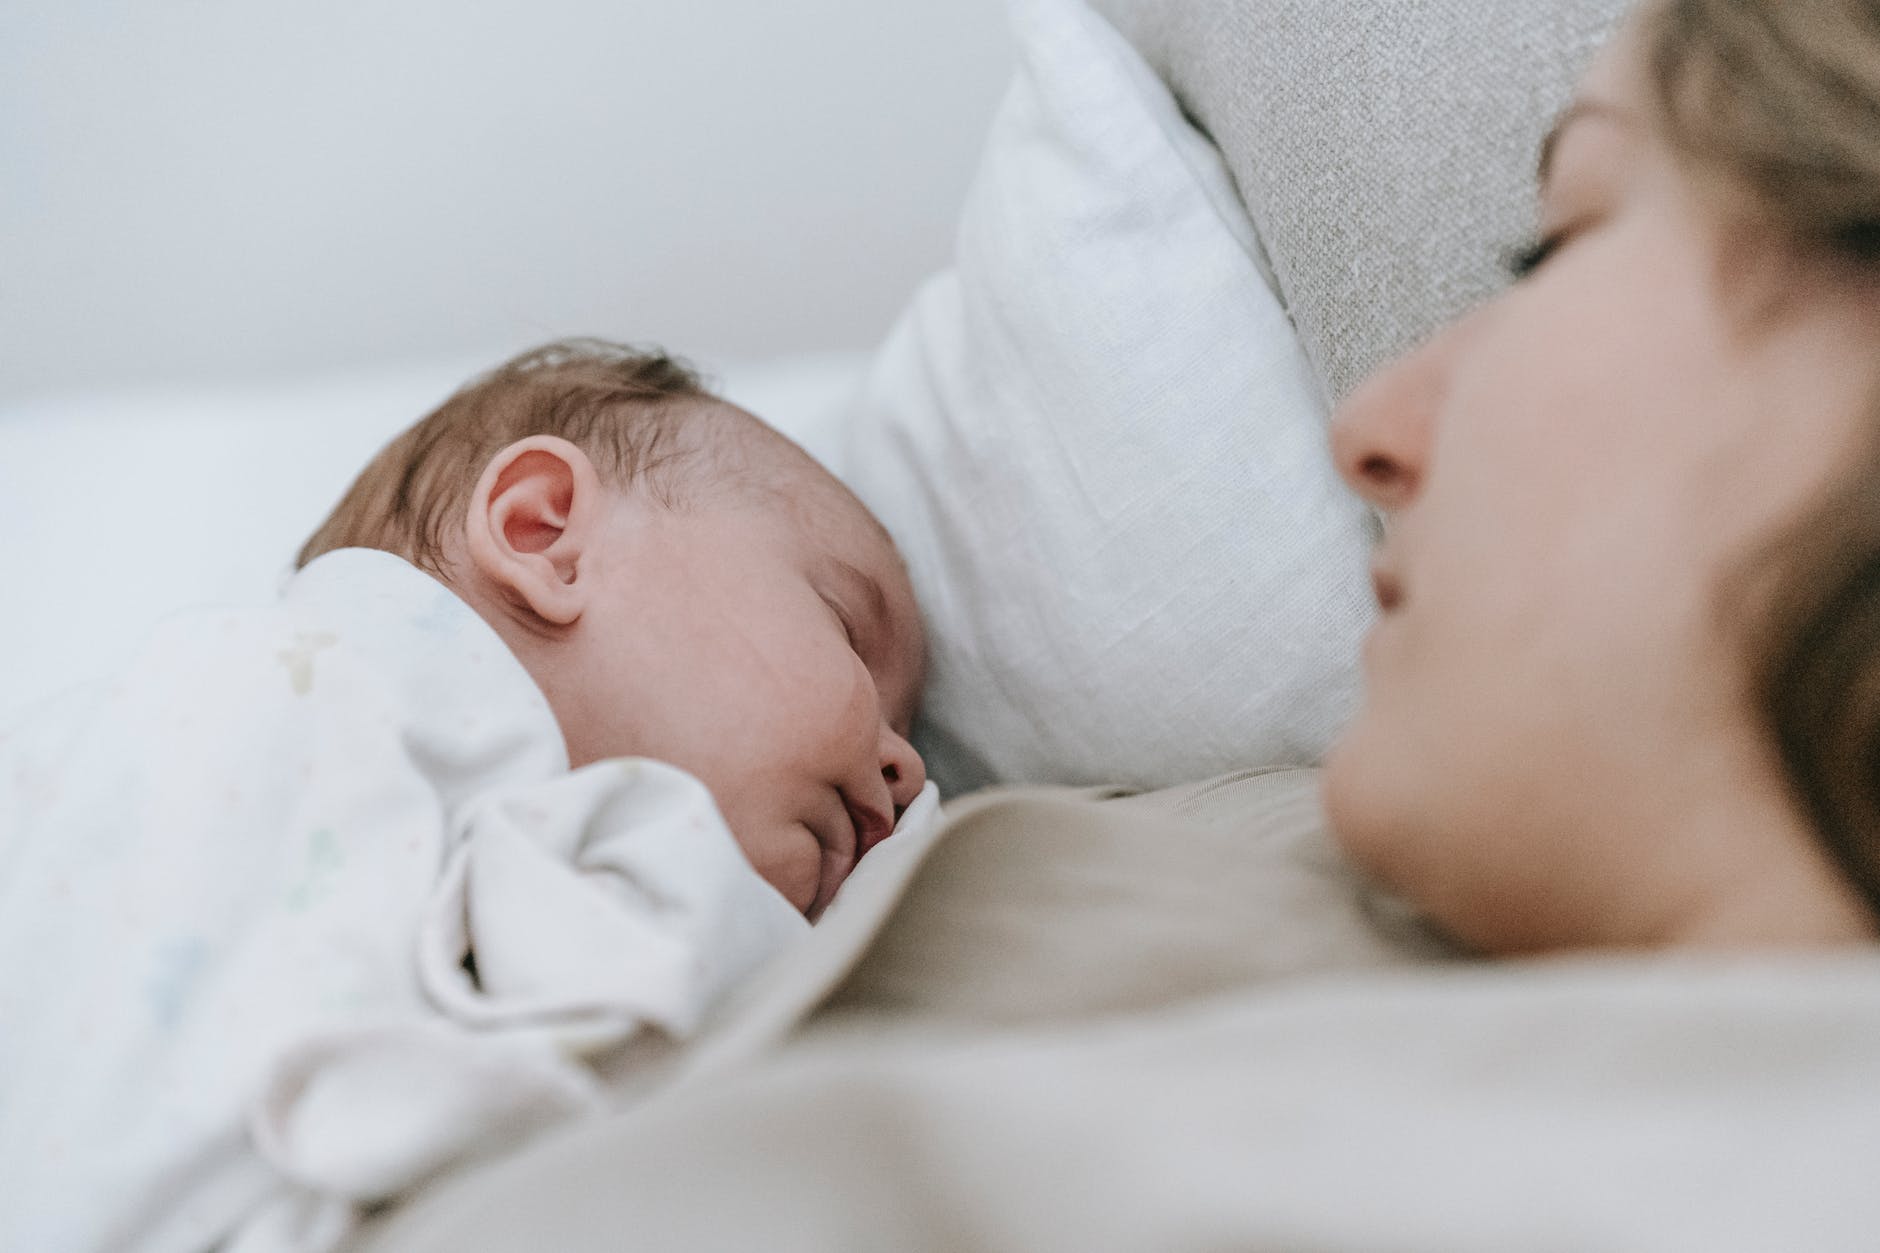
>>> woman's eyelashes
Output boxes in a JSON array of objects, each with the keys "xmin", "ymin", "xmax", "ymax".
[{"xmin": 1504, "ymin": 231, "xmax": 1566, "ymax": 281}]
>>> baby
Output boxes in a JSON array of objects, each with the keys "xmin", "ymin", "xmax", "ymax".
[
  {"xmin": 0, "ymin": 340, "xmax": 931, "ymax": 1253},
  {"xmin": 299, "ymin": 338, "xmax": 929, "ymax": 918}
]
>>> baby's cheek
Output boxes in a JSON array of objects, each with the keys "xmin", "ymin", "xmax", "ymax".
[
  {"xmin": 838, "ymin": 657, "xmax": 884, "ymax": 739},
  {"xmin": 738, "ymin": 823, "xmax": 821, "ymax": 915}
]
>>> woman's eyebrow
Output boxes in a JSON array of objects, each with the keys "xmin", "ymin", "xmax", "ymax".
[{"xmin": 1538, "ymin": 100, "xmax": 1630, "ymax": 186}]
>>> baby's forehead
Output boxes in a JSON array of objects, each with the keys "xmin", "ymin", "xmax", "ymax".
[
  {"xmin": 784, "ymin": 498, "xmax": 908, "ymax": 620},
  {"xmin": 773, "ymin": 476, "xmax": 919, "ymax": 616},
  {"xmin": 726, "ymin": 440, "xmax": 889, "ymax": 555},
  {"xmin": 687, "ymin": 404, "xmax": 914, "ymax": 607},
  {"xmin": 791, "ymin": 477, "xmax": 891, "ymax": 549}
]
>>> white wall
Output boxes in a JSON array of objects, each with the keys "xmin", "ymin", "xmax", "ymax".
[{"xmin": 0, "ymin": 0, "xmax": 1012, "ymax": 400}]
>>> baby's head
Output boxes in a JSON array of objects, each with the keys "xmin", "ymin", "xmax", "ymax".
[{"xmin": 300, "ymin": 339, "xmax": 927, "ymax": 917}]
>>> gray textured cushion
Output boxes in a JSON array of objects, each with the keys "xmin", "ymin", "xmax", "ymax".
[{"xmin": 1090, "ymin": 0, "xmax": 1628, "ymax": 401}]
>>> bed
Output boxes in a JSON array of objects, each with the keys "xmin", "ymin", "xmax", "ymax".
[
  {"xmin": 13, "ymin": 0, "xmax": 1880, "ymax": 1248},
  {"xmin": 351, "ymin": 1, "xmax": 1880, "ymax": 1249}
]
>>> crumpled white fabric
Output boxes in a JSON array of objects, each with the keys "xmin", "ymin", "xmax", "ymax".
[
  {"xmin": 421, "ymin": 762, "xmax": 801, "ymax": 1039},
  {"xmin": 0, "ymin": 548, "xmax": 816, "ymax": 1253},
  {"xmin": 250, "ymin": 758, "xmax": 812, "ymax": 1227}
]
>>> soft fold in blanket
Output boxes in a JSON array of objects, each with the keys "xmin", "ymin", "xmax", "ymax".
[{"xmin": 0, "ymin": 548, "xmax": 812, "ymax": 1253}]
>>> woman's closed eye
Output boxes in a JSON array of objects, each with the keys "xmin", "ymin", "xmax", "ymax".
[{"xmin": 1504, "ymin": 230, "xmax": 1567, "ymax": 281}]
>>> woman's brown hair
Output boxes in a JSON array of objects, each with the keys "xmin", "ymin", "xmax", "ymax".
[{"xmin": 1644, "ymin": 0, "xmax": 1880, "ymax": 915}]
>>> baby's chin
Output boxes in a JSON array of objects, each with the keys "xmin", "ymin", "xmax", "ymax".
[{"xmin": 723, "ymin": 824, "xmax": 821, "ymax": 919}]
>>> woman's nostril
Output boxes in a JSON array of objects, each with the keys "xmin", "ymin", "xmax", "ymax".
[
  {"xmin": 1361, "ymin": 455, "xmax": 1399, "ymax": 483},
  {"xmin": 883, "ymin": 762, "xmax": 901, "ymax": 784}
]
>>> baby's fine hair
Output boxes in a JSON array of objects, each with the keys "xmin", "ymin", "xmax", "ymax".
[{"xmin": 298, "ymin": 339, "xmax": 720, "ymax": 575}]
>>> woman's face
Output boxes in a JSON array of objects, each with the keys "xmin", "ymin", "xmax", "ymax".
[{"xmin": 1322, "ymin": 25, "xmax": 1880, "ymax": 952}]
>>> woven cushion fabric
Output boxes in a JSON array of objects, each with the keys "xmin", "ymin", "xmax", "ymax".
[{"xmin": 1091, "ymin": 0, "xmax": 1629, "ymax": 402}]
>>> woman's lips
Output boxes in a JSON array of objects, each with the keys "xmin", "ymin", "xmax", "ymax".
[{"xmin": 1371, "ymin": 561, "xmax": 1404, "ymax": 612}]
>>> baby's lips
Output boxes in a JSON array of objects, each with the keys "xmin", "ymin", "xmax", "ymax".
[{"xmin": 846, "ymin": 797, "xmax": 895, "ymax": 858}]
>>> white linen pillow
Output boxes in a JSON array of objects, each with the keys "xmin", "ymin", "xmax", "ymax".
[{"xmin": 843, "ymin": 0, "xmax": 1375, "ymax": 794}]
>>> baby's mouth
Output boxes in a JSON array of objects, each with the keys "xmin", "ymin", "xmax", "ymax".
[{"xmin": 843, "ymin": 794, "xmax": 894, "ymax": 858}]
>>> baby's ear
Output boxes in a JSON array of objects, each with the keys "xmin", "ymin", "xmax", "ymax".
[{"xmin": 463, "ymin": 436, "xmax": 604, "ymax": 627}]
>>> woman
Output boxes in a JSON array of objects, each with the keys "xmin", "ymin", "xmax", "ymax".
[
  {"xmin": 1324, "ymin": 0, "xmax": 1880, "ymax": 953},
  {"xmin": 361, "ymin": 2, "xmax": 1880, "ymax": 1249}
]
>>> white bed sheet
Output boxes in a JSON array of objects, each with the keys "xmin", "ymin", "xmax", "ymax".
[{"xmin": 0, "ymin": 351, "xmax": 866, "ymax": 722}]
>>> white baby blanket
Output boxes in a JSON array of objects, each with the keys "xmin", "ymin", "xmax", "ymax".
[{"xmin": 0, "ymin": 548, "xmax": 813, "ymax": 1253}]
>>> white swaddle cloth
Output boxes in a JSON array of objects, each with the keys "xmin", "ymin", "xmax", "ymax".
[{"xmin": 0, "ymin": 548, "xmax": 896, "ymax": 1253}]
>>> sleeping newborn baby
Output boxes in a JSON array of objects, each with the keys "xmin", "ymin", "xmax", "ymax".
[
  {"xmin": 298, "ymin": 337, "xmax": 932, "ymax": 919},
  {"xmin": 0, "ymin": 339, "xmax": 932, "ymax": 1253}
]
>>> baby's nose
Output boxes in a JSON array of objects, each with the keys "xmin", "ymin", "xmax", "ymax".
[{"xmin": 879, "ymin": 724, "xmax": 927, "ymax": 817}]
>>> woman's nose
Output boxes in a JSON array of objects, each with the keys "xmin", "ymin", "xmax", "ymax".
[
  {"xmin": 1328, "ymin": 326, "xmax": 1452, "ymax": 515},
  {"xmin": 878, "ymin": 723, "xmax": 927, "ymax": 816}
]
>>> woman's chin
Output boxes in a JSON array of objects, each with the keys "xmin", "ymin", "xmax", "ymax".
[
  {"xmin": 1320, "ymin": 717, "xmax": 1411, "ymax": 885},
  {"xmin": 1320, "ymin": 723, "xmax": 1367, "ymax": 829}
]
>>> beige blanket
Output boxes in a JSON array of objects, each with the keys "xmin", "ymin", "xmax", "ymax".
[{"xmin": 356, "ymin": 770, "xmax": 1880, "ymax": 1251}]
